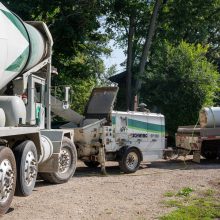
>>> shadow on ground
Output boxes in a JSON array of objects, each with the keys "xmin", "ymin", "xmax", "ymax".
[
  {"xmin": 149, "ymin": 158, "xmax": 220, "ymax": 170},
  {"xmin": 75, "ymin": 158, "xmax": 220, "ymax": 178},
  {"xmin": 34, "ymin": 158, "xmax": 220, "ymax": 186},
  {"xmin": 6, "ymin": 208, "xmax": 14, "ymax": 214}
]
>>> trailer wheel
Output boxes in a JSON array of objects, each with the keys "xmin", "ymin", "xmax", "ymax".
[
  {"xmin": 201, "ymin": 142, "xmax": 218, "ymax": 160},
  {"xmin": 84, "ymin": 161, "xmax": 100, "ymax": 168},
  {"xmin": 201, "ymin": 150, "xmax": 217, "ymax": 160},
  {"xmin": 41, "ymin": 137, "xmax": 77, "ymax": 184},
  {"xmin": 13, "ymin": 141, "xmax": 38, "ymax": 197},
  {"xmin": 119, "ymin": 148, "xmax": 141, "ymax": 174},
  {"xmin": 0, "ymin": 146, "xmax": 16, "ymax": 215}
]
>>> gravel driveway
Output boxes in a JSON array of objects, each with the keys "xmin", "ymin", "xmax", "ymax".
[{"xmin": 2, "ymin": 157, "xmax": 220, "ymax": 220}]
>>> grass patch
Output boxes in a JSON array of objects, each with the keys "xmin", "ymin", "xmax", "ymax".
[
  {"xmin": 160, "ymin": 188, "xmax": 220, "ymax": 220},
  {"xmin": 203, "ymin": 189, "xmax": 215, "ymax": 197},
  {"xmin": 176, "ymin": 187, "xmax": 194, "ymax": 197},
  {"xmin": 164, "ymin": 187, "xmax": 194, "ymax": 198},
  {"xmin": 163, "ymin": 200, "xmax": 183, "ymax": 208},
  {"xmin": 164, "ymin": 191, "xmax": 176, "ymax": 197}
]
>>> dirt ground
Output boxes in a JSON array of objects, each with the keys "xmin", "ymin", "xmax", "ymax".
[{"xmin": 2, "ymin": 157, "xmax": 220, "ymax": 220}]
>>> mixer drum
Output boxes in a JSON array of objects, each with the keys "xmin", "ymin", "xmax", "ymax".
[{"xmin": 0, "ymin": 3, "xmax": 46, "ymax": 90}]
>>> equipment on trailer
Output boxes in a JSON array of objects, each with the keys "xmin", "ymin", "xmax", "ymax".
[{"xmin": 176, "ymin": 107, "xmax": 220, "ymax": 162}]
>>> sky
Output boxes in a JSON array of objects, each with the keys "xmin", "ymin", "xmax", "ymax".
[
  {"xmin": 98, "ymin": 17, "xmax": 126, "ymax": 74},
  {"xmin": 102, "ymin": 40, "xmax": 126, "ymax": 74}
]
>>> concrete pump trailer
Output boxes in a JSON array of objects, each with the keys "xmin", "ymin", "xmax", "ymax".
[{"xmin": 56, "ymin": 87, "xmax": 166, "ymax": 174}]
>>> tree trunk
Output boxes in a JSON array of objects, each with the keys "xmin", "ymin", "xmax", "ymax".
[
  {"xmin": 126, "ymin": 15, "xmax": 135, "ymax": 110},
  {"xmin": 134, "ymin": 0, "xmax": 163, "ymax": 97}
]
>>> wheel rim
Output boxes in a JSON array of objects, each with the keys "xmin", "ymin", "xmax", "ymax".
[
  {"xmin": 126, "ymin": 152, "xmax": 138, "ymax": 170},
  {"xmin": 0, "ymin": 159, "xmax": 15, "ymax": 203},
  {"xmin": 24, "ymin": 151, "xmax": 37, "ymax": 186},
  {"xmin": 58, "ymin": 147, "xmax": 71, "ymax": 174}
]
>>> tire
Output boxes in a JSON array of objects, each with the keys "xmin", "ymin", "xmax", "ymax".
[
  {"xmin": 201, "ymin": 151, "xmax": 217, "ymax": 160},
  {"xmin": 40, "ymin": 137, "xmax": 77, "ymax": 184},
  {"xmin": 201, "ymin": 142, "xmax": 218, "ymax": 160},
  {"xmin": 13, "ymin": 141, "xmax": 38, "ymax": 197},
  {"xmin": 119, "ymin": 148, "xmax": 141, "ymax": 174},
  {"xmin": 84, "ymin": 161, "xmax": 100, "ymax": 168},
  {"xmin": 0, "ymin": 146, "xmax": 16, "ymax": 215}
]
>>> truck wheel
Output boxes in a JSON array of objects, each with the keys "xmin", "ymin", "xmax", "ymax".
[
  {"xmin": 119, "ymin": 148, "xmax": 141, "ymax": 174},
  {"xmin": 0, "ymin": 146, "xmax": 16, "ymax": 215},
  {"xmin": 41, "ymin": 137, "xmax": 77, "ymax": 184},
  {"xmin": 201, "ymin": 151, "xmax": 217, "ymax": 160},
  {"xmin": 201, "ymin": 144, "xmax": 218, "ymax": 160},
  {"xmin": 13, "ymin": 141, "xmax": 38, "ymax": 197},
  {"xmin": 84, "ymin": 161, "xmax": 100, "ymax": 168}
]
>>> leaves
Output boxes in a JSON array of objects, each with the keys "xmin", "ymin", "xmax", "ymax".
[
  {"xmin": 141, "ymin": 41, "xmax": 219, "ymax": 135},
  {"xmin": 2, "ymin": 0, "xmax": 220, "ymax": 128},
  {"xmin": 158, "ymin": 0, "xmax": 220, "ymax": 63},
  {"xmin": 2, "ymin": 0, "xmax": 110, "ymax": 112}
]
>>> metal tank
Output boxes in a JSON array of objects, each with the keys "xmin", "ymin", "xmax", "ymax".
[
  {"xmin": 0, "ymin": 108, "xmax": 6, "ymax": 127},
  {"xmin": 199, "ymin": 107, "xmax": 220, "ymax": 128},
  {"xmin": 0, "ymin": 96, "xmax": 26, "ymax": 126},
  {"xmin": 0, "ymin": 3, "xmax": 47, "ymax": 90}
]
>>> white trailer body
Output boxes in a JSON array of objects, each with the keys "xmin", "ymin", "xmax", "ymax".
[{"xmin": 104, "ymin": 111, "xmax": 165, "ymax": 161}]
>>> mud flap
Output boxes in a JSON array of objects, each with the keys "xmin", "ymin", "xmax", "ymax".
[
  {"xmin": 193, "ymin": 151, "xmax": 201, "ymax": 163},
  {"xmin": 98, "ymin": 144, "xmax": 107, "ymax": 175}
]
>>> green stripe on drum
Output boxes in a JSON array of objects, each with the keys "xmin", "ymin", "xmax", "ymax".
[
  {"xmin": 5, "ymin": 47, "xmax": 29, "ymax": 72},
  {"xmin": 0, "ymin": 9, "xmax": 29, "ymax": 41}
]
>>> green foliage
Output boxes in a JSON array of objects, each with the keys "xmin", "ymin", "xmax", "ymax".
[
  {"xmin": 104, "ymin": 0, "xmax": 220, "ymax": 122},
  {"xmin": 2, "ymin": 0, "xmax": 110, "ymax": 113},
  {"xmin": 97, "ymin": 64, "xmax": 117, "ymax": 86},
  {"xmin": 164, "ymin": 191, "xmax": 176, "ymax": 197},
  {"xmin": 70, "ymin": 77, "xmax": 96, "ymax": 114},
  {"xmin": 141, "ymin": 41, "xmax": 219, "ymax": 135},
  {"xmin": 163, "ymin": 187, "xmax": 194, "ymax": 198},
  {"xmin": 176, "ymin": 187, "xmax": 194, "ymax": 197},
  {"xmin": 162, "ymin": 199, "xmax": 183, "ymax": 208},
  {"xmin": 159, "ymin": 0, "xmax": 220, "ymax": 64},
  {"xmin": 161, "ymin": 203, "xmax": 220, "ymax": 220},
  {"xmin": 203, "ymin": 189, "xmax": 215, "ymax": 197},
  {"xmin": 52, "ymin": 74, "xmax": 97, "ymax": 115},
  {"xmin": 103, "ymin": 0, "xmax": 152, "ymax": 61},
  {"xmin": 3, "ymin": 0, "xmax": 220, "ymax": 121},
  {"xmin": 161, "ymin": 188, "xmax": 220, "ymax": 220}
]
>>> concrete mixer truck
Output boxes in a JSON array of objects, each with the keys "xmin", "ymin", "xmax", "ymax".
[{"xmin": 0, "ymin": 3, "xmax": 77, "ymax": 214}]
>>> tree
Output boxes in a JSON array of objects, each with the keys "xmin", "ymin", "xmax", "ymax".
[
  {"xmin": 158, "ymin": 0, "xmax": 220, "ymax": 66},
  {"xmin": 103, "ymin": 0, "xmax": 153, "ymax": 109},
  {"xmin": 104, "ymin": 0, "xmax": 220, "ymax": 106},
  {"xmin": 2, "ymin": 0, "xmax": 110, "ymax": 113},
  {"xmin": 141, "ymin": 41, "xmax": 219, "ymax": 135},
  {"xmin": 134, "ymin": 0, "xmax": 164, "ymax": 104}
]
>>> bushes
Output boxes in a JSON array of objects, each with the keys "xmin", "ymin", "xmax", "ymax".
[{"xmin": 141, "ymin": 41, "xmax": 219, "ymax": 136}]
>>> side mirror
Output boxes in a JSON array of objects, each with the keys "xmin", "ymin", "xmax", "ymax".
[{"xmin": 62, "ymin": 87, "xmax": 70, "ymax": 109}]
